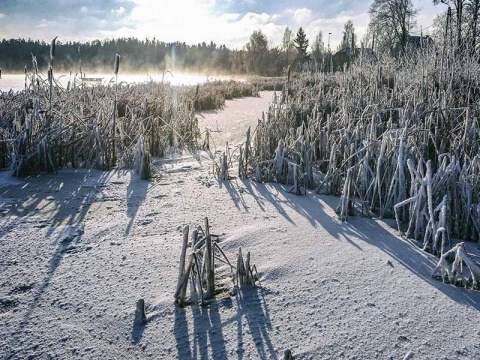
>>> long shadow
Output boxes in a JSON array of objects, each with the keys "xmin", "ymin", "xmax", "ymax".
[
  {"xmin": 131, "ymin": 319, "xmax": 146, "ymax": 344},
  {"xmin": 17, "ymin": 225, "xmax": 85, "ymax": 333},
  {"xmin": 280, "ymin": 183, "xmax": 480, "ymax": 310},
  {"xmin": 174, "ymin": 308, "xmax": 193, "ymax": 359},
  {"xmin": 238, "ymin": 179, "xmax": 295, "ymax": 225},
  {"xmin": 175, "ymin": 288, "xmax": 276, "ymax": 360},
  {"xmin": 192, "ymin": 305, "xmax": 209, "ymax": 359},
  {"xmin": 188, "ymin": 301, "xmax": 228, "ymax": 360},
  {"xmin": 222, "ymin": 177, "xmax": 364, "ymax": 248},
  {"xmin": 0, "ymin": 168, "xmax": 114, "ymax": 239},
  {"xmin": 174, "ymin": 303, "xmax": 229, "ymax": 359},
  {"xmin": 235, "ymin": 287, "xmax": 277, "ymax": 360},
  {"xmin": 0, "ymin": 168, "xmax": 123, "ymax": 339},
  {"xmin": 340, "ymin": 213, "xmax": 480, "ymax": 311},
  {"xmin": 221, "ymin": 176, "xmax": 480, "ymax": 310},
  {"xmin": 125, "ymin": 171, "xmax": 149, "ymax": 235},
  {"xmin": 218, "ymin": 179, "xmax": 249, "ymax": 212}
]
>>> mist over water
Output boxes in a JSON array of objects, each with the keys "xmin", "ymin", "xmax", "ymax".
[{"xmin": 0, "ymin": 72, "xmax": 243, "ymax": 92}]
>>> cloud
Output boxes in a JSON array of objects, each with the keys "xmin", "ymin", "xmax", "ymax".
[
  {"xmin": 220, "ymin": 13, "xmax": 242, "ymax": 22},
  {"xmin": 0, "ymin": 0, "xmax": 445, "ymax": 50},
  {"xmin": 242, "ymin": 12, "xmax": 271, "ymax": 26},
  {"xmin": 293, "ymin": 8, "xmax": 312, "ymax": 25},
  {"xmin": 113, "ymin": 7, "xmax": 126, "ymax": 15},
  {"xmin": 0, "ymin": 0, "xmax": 135, "ymax": 41}
]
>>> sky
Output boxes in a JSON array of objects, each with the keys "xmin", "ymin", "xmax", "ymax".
[{"xmin": 0, "ymin": 0, "xmax": 446, "ymax": 49}]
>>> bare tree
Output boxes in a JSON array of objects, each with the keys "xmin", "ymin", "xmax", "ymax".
[
  {"xmin": 246, "ymin": 30, "xmax": 269, "ymax": 74},
  {"xmin": 282, "ymin": 27, "xmax": 294, "ymax": 68},
  {"xmin": 369, "ymin": 0, "xmax": 417, "ymax": 54},
  {"xmin": 311, "ymin": 30, "xmax": 324, "ymax": 63},
  {"xmin": 434, "ymin": 1, "xmax": 465, "ymax": 51},
  {"xmin": 467, "ymin": 0, "xmax": 480, "ymax": 52},
  {"xmin": 339, "ymin": 20, "xmax": 356, "ymax": 51},
  {"xmin": 433, "ymin": 0, "xmax": 480, "ymax": 54}
]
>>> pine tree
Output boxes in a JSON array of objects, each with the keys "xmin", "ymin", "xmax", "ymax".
[{"xmin": 294, "ymin": 27, "xmax": 309, "ymax": 61}]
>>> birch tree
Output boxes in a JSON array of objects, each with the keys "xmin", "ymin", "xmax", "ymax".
[{"xmin": 369, "ymin": 0, "xmax": 417, "ymax": 54}]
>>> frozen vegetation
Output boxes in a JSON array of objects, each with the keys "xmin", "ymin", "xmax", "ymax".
[{"xmin": 0, "ymin": 31, "xmax": 480, "ymax": 359}]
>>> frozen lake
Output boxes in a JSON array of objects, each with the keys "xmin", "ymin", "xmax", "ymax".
[{"xmin": 0, "ymin": 72, "xmax": 242, "ymax": 92}]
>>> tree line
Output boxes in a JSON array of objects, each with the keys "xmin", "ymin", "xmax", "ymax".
[
  {"xmin": 0, "ymin": 29, "xmax": 314, "ymax": 77},
  {"xmin": 0, "ymin": 0, "xmax": 476, "ymax": 77},
  {"xmin": 0, "ymin": 38, "xmax": 233, "ymax": 74}
]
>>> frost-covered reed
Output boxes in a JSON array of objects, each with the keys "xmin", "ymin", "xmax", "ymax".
[
  {"xmin": 241, "ymin": 48, "xmax": 480, "ymax": 255},
  {"xmin": 0, "ymin": 69, "xmax": 256, "ymax": 177},
  {"xmin": 174, "ymin": 218, "xmax": 258, "ymax": 306}
]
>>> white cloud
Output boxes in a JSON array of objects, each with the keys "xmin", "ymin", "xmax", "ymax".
[
  {"xmin": 0, "ymin": 0, "xmax": 445, "ymax": 50},
  {"xmin": 220, "ymin": 13, "xmax": 241, "ymax": 22},
  {"xmin": 242, "ymin": 12, "xmax": 271, "ymax": 26},
  {"xmin": 293, "ymin": 8, "xmax": 312, "ymax": 25},
  {"xmin": 113, "ymin": 7, "xmax": 126, "ymax": 15},
  {"xmin": 103, "ymin": 1, "xmax": 281, "ymax": 49}
]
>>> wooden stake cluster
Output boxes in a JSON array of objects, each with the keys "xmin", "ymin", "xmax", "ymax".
[
  {"xmin": 236, "ymin": 247, "xmax": 258, "ymax": 287},
  {"xmin": 174, "ymin": 218, "xmax": 258, "ymax": 306}
]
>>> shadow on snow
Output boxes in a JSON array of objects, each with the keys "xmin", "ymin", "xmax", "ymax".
[{"xmin": 174, "ymin": 287, "xmax": 277, "ymax": 359}]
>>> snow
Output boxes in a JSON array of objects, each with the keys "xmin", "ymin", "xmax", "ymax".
[
  {"xmin": 1, "ymin": 92, "xmax": 479, "ymax": 359},
  {"xmin": 0, "ymin": 170, "xmax": 24, "ymax": 188}
]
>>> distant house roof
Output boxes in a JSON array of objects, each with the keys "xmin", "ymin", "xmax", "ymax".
[
  {"xmin": 406, "ymin": 35, "xmax": 433, "ymax": 47},
  {"xmin": 360, "ymin": 48, "xmax": 375, "ymax": 57},
  {"xmin": 335, "ymin": 47, "xmax": 375, "ymax": 59}
]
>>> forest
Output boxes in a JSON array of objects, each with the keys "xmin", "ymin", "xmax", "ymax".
[{"xmin": 0, "ymin": 36, "xmax": 287, "ymax": 76}]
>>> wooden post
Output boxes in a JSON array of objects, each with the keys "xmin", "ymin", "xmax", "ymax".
[
  {"xmin": 237, "ymin": 247, "xmax": 245, "ymax": 286},
  {"xmin": 245, "ymin": 127, "xmax": 251, "ymax": 171},
  {"xmin": 238, "ymin": 145, "xmax": 244, "ymax": 178},
  {"xmin": 193, "ymin": 253, "xmax": 204, "ymax": 305},
  {"xmin": 283, "ymin": 349, "xmax": 293, "ymax": 360},
  {"xmin": 245, "ymin": 251, "xmax": 252, "ymax": 286},
  {"xmin": 177, "ymin": 225, "xmax": 189, "ymax": 289},
  {"xmin": 176, "ymin": 255, "xmax": 194, "ymax": 305},
  {"xmin": 205, "ymin": 217, "xmax": 215, "ymax": 298},
  {"xmin": 134, "ymin": 299, "xmax": 147, "ymax": 325}
]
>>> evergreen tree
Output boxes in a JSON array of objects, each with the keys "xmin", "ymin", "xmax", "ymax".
[{"xmin": 294, "ymin": 27, "xmax": 309, "ymax": 61}]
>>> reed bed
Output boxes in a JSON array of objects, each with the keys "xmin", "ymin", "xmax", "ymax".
[
  {"xmin": 236, "ymin": 48, "xmax": 480, "ymax": 287},
  {"xmin": 0, "ymin": 73, "xmax": 256, "ymax": 177},
  {"xmin": 248, "ymin": 76, "xmax": 286, "ymax": 91},
  {"xmin": 185, "ymin": 80, "xmax": 258, "ymax": 111}
]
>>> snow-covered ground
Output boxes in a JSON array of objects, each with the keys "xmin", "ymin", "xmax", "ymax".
[{"xmin": 1, "ymin": 92, "xmax": 479, "ymax": 359}]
